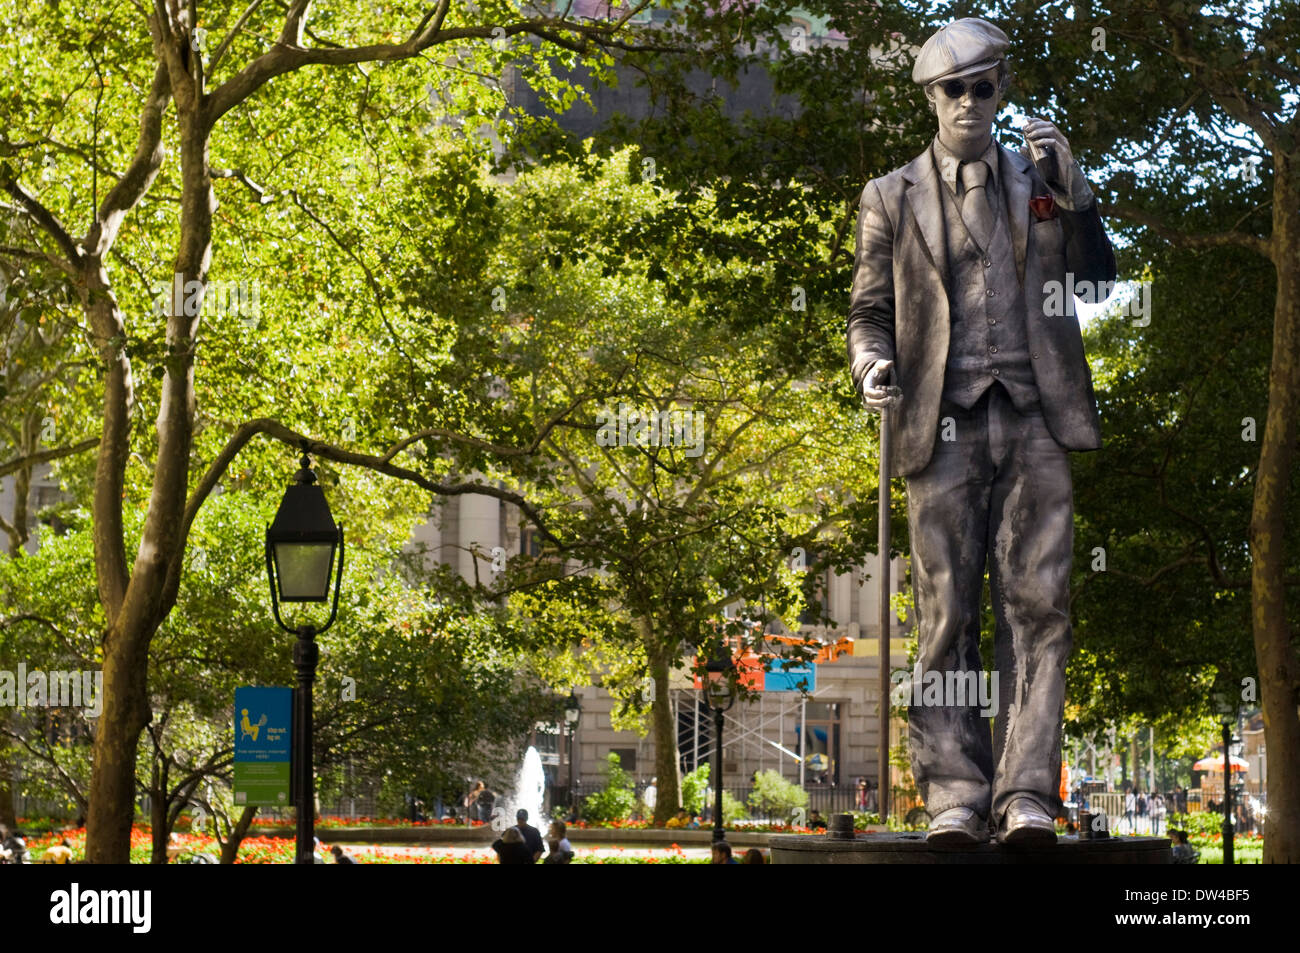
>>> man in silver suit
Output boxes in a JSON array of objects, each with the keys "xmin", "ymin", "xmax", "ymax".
[{"xmin": 846, "ymin": 18, "xmax": 1116, "ymax": 845}]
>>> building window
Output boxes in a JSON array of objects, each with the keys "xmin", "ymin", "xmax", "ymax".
[
  {"xmin": 609, "ymin": 747, "xmax": 637, "ymax": 773},
  {"xmin": 797, "ymin": 701, "xmax": 842, "ymax": 785}
]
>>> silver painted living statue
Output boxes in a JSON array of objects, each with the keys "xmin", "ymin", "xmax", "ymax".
[{"xmin": 846, "ymin": 18, "xmax": 1116, "ymax": 845}]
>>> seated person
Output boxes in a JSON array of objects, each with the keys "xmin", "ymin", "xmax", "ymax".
[
  {"xmin": 491, "ymin": 826, "xmax": 534, "ymax": 864},
  {"xmin": 544, "ymin": 820, "xmax": 574, "ymax": 865},
  {"xmin": 710, "ymin": 841, "xmax": 738, "ymax": 865},
  {"xmin": 43, "ymin": 838, "xmax": 75, "ymax": 864}
]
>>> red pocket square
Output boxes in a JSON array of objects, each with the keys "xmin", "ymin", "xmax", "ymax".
[{"xmin": 1029, "ymin": 194, "xmax": 1057, "ymax": 221}]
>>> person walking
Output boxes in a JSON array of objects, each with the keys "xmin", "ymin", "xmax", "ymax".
[{"xmin": 1150, "ymin": 790, "xmax": 1166, "ymax": 835}]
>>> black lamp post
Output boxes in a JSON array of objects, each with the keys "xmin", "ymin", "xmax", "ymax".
[
  {"xmin": 1213, "ymin": 693, "xmax": 1237, "ymax": 865},
  {"xmin": 265, "ymin": 447, "xmax": 344, "ymax": 865},
  {"xmin": 564, "ymin": 691, "xmax": 581, "ymax": 812},
  {"xmin": 705, "ymin": 656, "xmax": 736, "ymax": 843}
]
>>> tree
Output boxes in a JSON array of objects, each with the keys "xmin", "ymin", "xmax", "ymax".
[
  {"xmin": 1003, "ymin": 0, "xmax": 1300, "ymax": 862},
  {"xmin": 405, "ymin": 147, "xmax": 881, "ymax": 823},
  {"xmin": 0, "ymin": 0, "xmax": 684, "ymax": 862},
  {"xmin": 537, "ymin": 0, "xmax": 1300, "ymax": 861}
]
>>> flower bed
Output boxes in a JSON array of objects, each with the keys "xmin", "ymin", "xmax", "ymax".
[
  {"xmin": 245, "ymin": 815, "xmax": 487, "ymax": 829},
  {"xmin": 18, "ymin": 825, "xmax": 712, "ymax": 864}
]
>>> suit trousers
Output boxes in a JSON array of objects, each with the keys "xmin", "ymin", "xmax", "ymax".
[{"xmin": 903, "ymin": 382, "xmax": 1072, "ymax": 825}]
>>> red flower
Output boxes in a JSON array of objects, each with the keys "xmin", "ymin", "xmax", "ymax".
[{"xmin": 1029, "ymin": 194, "xmax": 1057, "ymax": 221}]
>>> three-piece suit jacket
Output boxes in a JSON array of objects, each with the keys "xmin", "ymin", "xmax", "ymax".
[{"xmin": 846, "ymin": 141, "xmax": 1117, "ymax": 477}]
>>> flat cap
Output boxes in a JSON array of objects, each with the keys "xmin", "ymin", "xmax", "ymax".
[{"xmin": 911, "ymin": 18, "xmax": 1009, "ymax": 86}]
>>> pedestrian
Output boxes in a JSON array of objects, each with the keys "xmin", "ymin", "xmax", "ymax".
[
  {"xmin": 644, "ymin": 777, "xmax": 657, "ymax": 815},
  {"xmin": 1150, "ymin": 790, "xmax": 1166, "ymax": 835},
  {"xmin": 43, "ymin": 838, "xmax": 74, "ymax": 864},
  {"xmin": 465, "ymin": 780, "xmax": 485, "ymax": 820},
  {"xmin": 742, "ymin": 848, "xmax": 766, "ymax": 864},
  {"xmin": 863, "ymin": 780, "xmax": 878, "ymax": 814},
  {"xmin": 1135, "ymin": 789, "xmax": 1147, "ymax": 834},
  {"xmin": 710, "ymin": 841, "xmax": 738, "ymax": 865},
  {"xmin": 1124, "ymin": 788, "xmax": 1136, "ymax": 833},
  {"xmin": 856, "ymin": 777, "xmax": 869, "ymax": 811},
  {"xmin": 514, "ymin": 809, "xmax": 544, "ymax": 862},
  {"xmin": 330, "ymin": 845, "xmax": 358, "ymax": 864},
  {"xmin": 808, "ymin": 809, "xmax": 827, "ymax": 830},
  {"xmin": 544, "ymin": 820, "xmax": 574, "ymax": 864},
  {"xmin": 1, "ymin": 828, "xmax": 29, "ymax": 864},
  {"xmin": 492, "ymin": 826, "xmax": 533, "ymax": 864},
  {"xmin": 478, "ymin": 785, "xmax": 497, "ymax": 823},
  {"xmin": 1170, "ymin": 830, "xmax": 1199, "ymax": 865}
]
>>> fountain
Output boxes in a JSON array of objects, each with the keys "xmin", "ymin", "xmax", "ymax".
[{"xmin": 510, "ymin": 746, "xmax": 546, "ymax": 826}]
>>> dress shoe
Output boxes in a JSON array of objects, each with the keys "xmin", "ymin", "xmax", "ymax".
[
  {"xmin": 926, "ymin": 806, "xmax": 990, "ymax": 845},
  {"xmin": 998, "ymin": 796, "xmax": 1058, "ymax": 845}
]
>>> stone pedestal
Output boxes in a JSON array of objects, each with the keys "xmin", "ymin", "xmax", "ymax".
[{"xmin": 770, "ymin": 832, "xmax": 1172, "ymax": 864}]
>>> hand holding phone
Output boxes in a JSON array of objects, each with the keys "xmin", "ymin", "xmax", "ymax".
[{"xmin": 1022, "ymin": 117, "xmax": 1066, "ymax": 188}]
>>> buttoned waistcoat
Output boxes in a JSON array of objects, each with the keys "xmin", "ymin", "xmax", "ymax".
[{"xmin": 846, "ymin": 142, "xmax": 1117, "ymax": 477}]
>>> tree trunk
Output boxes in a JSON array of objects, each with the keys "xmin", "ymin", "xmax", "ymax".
[
  {"xmin": 149, "ymin": 784, "xmax": 169, "ymax": 864},
  {"xmin": 647, "ymin": 635, "xmax": 682, "ymax": 826},
  {"xmin": 220, "ymin": 805, "xmax": 258, "ymax": 864},
  {"xmin": 0, "ymin": 774, "xmax": 14, "ymax": 830},
  {"xmin": 1255, "ymin": 160, "xmax": 1300, "ymax": 864},
  {"xmin": 85, "ymin": 93, "xmax": 214, "ymax": 862},
  {"xmin": 0, "ymin": 713, "xmax": 17, "ymax": 829},
  {"xmin": 85, "ymin": 628, "xmax": 153, "ymax": 863}
]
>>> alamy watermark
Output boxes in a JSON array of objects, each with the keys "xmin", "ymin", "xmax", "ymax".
[
  {"xmin": 50, "ymin": 884, "xmax": 151, "ymax": 933},
  {"xmin": 0, "ymin": 665, "xmax": 103, "ymax": 717},
  {"xmin": 1043, "ymin": 274, "xmax": 1152, "ymax": 326},
  {"xmin": 151, "ymin": 272, "xmax": 261, "ymax": 326},
  {"xmin": 891, "ymin": 664, "xmax": 999, "ymax": 718},
  {"xmin": 595, "ymin": 403, "xmax": 705, "ymax": 457}
]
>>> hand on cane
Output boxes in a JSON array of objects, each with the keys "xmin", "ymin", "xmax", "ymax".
[{"xmin": 861, "ymin": 359, "xmax": 902, "ymax": 411}]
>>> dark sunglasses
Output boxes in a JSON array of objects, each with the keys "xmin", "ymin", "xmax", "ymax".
[{"xmin": 936, "ymin": 78, "xmax": 997, "ymax": 100}]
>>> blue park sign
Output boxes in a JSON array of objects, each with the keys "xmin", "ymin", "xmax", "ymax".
[{"xmin": 233, "ymin": 686, "xmax": 292, "ymax": 807}]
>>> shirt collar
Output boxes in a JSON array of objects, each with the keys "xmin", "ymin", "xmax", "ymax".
[{"xmin": 931, "ymin": 135, "xmax": 1000, "ymax": 196}]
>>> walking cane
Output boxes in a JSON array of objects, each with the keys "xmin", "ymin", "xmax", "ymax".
[{"xmin": 874, "ymin": 378, "xmax": 902, "ymax": 825}]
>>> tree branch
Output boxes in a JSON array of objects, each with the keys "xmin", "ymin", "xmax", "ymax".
[
  {"xmin": 206, "ymin": 9, "xmax": 685, "ymax": 124},
  {"xmin": 160, "ymin": 417, "xmax": 564, "ymax": 615},
  {"xmin": 208, "ymin": 0, "xmax": 270, "ymax": 76},
  {"xmin": 1103, "ymin": 199, "xmax": 1271, "ymax": 259},
  {"xmin": 0, "ymin": 179, "xmax": 81, "ymax": 269},
  {"xmin": 85, "ymin": 60, "xmax": 172, "ymax": 258},
  {"xmin": 0, "ymin": 437, "xmax": 99, "ymax": 479}
]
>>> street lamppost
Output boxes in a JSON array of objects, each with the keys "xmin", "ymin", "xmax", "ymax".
[
  {"xmin": 265, "ymin": 447, "xmax": 344, "ymax": 865},
  {"xmin": 1214, "ymin": 693, "xmax": 1237, "ymax": 865},
  {"xmin": 564, "ymin": 691, "xmax": 581, "ymax": 812},
  {"xmin": 705, "ymin": 656, "xmax": 736, "ymax": 843}
]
